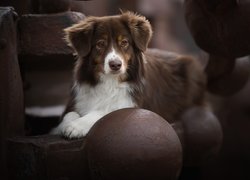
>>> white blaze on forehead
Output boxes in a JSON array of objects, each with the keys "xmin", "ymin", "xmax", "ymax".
[{"xmin": 104, "ymin": 47, "xmax": 125, "ymax": 74}]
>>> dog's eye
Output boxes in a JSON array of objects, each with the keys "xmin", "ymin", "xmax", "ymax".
[
  {"xmin": 120, "ymin": 39, "xmax": 129, "ymax": 48},
  {"xmin": 96, "ymin": 40, "xmax": 106, "ymax": 50}
]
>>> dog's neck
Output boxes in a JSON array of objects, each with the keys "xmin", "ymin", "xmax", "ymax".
[{"xmin": 73, "ymin": 76, "xmax": 136, "ymax": 116}]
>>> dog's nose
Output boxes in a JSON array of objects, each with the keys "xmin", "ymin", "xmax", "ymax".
[{"xmin": 109, "ymin": 60, "xmax": 122, "ymax": 71}]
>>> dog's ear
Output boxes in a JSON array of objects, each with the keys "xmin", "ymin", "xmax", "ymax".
[
  {"xmin": 64, "ymin": 17, "xmax": 96, "ymax": 57},
  {"xmin": 121, "ymin": 12, "xmax": 152, "ymax": 52}
]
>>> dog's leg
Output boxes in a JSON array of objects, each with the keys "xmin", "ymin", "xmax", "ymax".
[
  {"xmin": 50, "ymin": 111, "xmax": 80, "ymax": 135},
  {"xmin": 60, "ymin": 111, "xmax": 105, "ymax": 138}
]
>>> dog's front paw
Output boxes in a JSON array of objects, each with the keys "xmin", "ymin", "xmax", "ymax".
[
  {"xmin": 62, "ymin": 120, "xmax": 91, "ymax": 139},
  {"xmin": 50, "ymin": 111, "xmax": 80, "ymax": 135}
]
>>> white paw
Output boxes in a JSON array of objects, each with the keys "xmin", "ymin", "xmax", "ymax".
[
  {"xmin": 52, "ymin": 111, "xmax": 104, "ymax": 138},
  {"xmin": 50, "ymin": 111, "xmax": 80, "ymax": 135},
  {"xmin": 63, "ymin": 111, "xmax": 81, "ymax": 122},
  {"xmin": 62, "ymin": 120, "xmax": 91, "ymax": 139}
]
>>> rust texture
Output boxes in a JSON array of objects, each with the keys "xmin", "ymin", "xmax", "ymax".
[{"xmin": 85, "ymin": 108, "xmax": 182, "ymax": 180}]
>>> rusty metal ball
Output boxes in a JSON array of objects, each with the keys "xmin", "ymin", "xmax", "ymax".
[{"xmin": 85, "ymin": 108, "xmax": 182, "ymax": 180}]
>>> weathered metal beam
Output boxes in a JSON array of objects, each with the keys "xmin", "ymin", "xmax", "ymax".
[
  {"xmin": 18, "ymin": 11, "xmax": 85, "ymax": 56},
  {"xmin": 0, "ymin": 7, "xmax": 24, "ymax": 180},
  {"xmin": 7, "ymin": 135, "xmax": 90, "ymax": 180}
]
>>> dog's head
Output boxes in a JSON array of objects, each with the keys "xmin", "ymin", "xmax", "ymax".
[{"xmin": 64, "ymin": 12, "xmax": 152, "ymax": 83}]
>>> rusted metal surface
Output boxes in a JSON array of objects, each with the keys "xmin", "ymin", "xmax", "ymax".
[
  {"xmin": 85, "ymin": 108, "xmax": 182, "ymax": 180},
  {"xmin": 0, "ymin": 7, "xmax": 24, "ymax": 180},
  {"xmin": 18, "ymin": 11, "xmax": 85, "ymax": 56},
  {"xmin": 7, "ymin": 135, "xmax": 90, "ymax": 180}
]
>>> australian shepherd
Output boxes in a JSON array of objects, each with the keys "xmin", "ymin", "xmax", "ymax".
[{"xmin": 51, "ymin": 12, "xmax": 206, "ymax": 138}]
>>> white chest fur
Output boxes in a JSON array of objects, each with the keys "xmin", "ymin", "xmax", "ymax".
[
  {"xmin": 51, "ymin": 74, "xmax": 137, "ymax": 138},
  {"xmin": 74, "ymin": 75, "xmax": 136, "ymax": 116}
]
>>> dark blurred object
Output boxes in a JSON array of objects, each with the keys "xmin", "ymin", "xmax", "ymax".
[
  {"xmin": 7, "ymin": 135, "xmax": 89, "ymax": 180},
  {"xmin": 0, "ymin": 7, "xmax": 25, "ymax": 180},
  {"xmin": 185, "ymin": 0, "xmax": 250, "ymax": 96},
  {"xmin": 0, "ymin": 0, "xmax": 31, "ymax": 15},
  {"xmin": 174, "ymin": 106, "xmax": 222, "ymax": 166},
  {"xmin": 185, "ymin": 1, "xmax": 250, "ymax": 180},
  {"xmin": 201, "ymin": 80, "xmax": 250, "ymax": 180},
  {"xmin": 206, "ymin": 55, "xmax": 250, "ymax": 96},
  {"xmin": 33, "ymin": 0, "xmax": 72, "ymax": 13},
  {"xmin": 185, "ymin": 0, "xmax": 250, "ymax": 58},
  {"xmin": 85, "ymin": 108, "xmax": 182, "ymax": 180}
]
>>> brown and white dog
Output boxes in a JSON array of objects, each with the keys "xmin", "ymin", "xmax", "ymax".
[{"xmin": 51, "ymin": 12, "xmax": 206, "ymax": 138}]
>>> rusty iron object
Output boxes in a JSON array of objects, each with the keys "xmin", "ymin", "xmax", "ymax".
[
  {"xmin": 85, "ymin": 108, "xmax": 182, "ymax": 180},
  {"xmin": 206, "ymin": 55, "xmax": 250, "ymax": 96},
  {"xmin": 185, "ymin": 0, "xmax": 250, "ymax": 58},
  {"xmin": 184, "ymin": 1, "xmax": 250, "ymax": 179},
  {"xmin": 203, "ymin": 79, "xmax": 250, "ymax": 180},
  {"xmin": 173, "ymin": 106, "xmax": 223, "ymax": 166},
  {"xmin": 185, "ymin": 0, "xmax": 250, "ymax": 96},
  {"xmin": 0, "ymin": 7, "xmax": 25, "ymax": 180},
  {"xmin": 7, "ymin": 135, "xmax": 89, "ymax": 180},
  {"xmin": 18, "ymin": 11, "xmax": 85, "ymax": 56}
]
